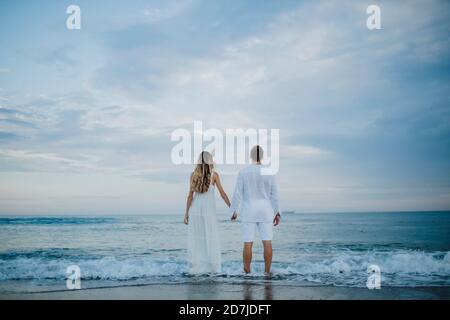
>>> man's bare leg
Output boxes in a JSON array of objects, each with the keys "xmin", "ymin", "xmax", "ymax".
[
  {"xmin": 262, "ymin": 240, "xmax": 273, "ymax": 274},
  {"xmin": 243, "ymin": 242, "xmax": 253, "ymax": 273}
]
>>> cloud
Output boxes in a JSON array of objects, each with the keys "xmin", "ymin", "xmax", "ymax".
[
  {"xmin": 282, "ymin": 145, "xmax": 331, "ymax": 159},
  {"xmin": 0, "ymin": 131, "xmax": 20, "ymax": 141},
  {"xmin": 87, "ymin": 0, "xmax": 450, "ymax": 140},
  {"xmin": 0, "ymin": 0, "xmax": 449, "ymax": 213},
  {"xmin": 0, "ymin": 149, "xmax": 105, "ymax": 172},
  {"xmin": 142, "ymin": 1, "xmax": 195, "ymax": 23},
  {"xmin": 0, "ymin": 107, "xmax": 38, "ymax": 127}
]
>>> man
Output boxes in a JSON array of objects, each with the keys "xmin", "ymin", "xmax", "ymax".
[{"xmin": 230, "ymin": 145, "xmax": 281, "ymax": 275}]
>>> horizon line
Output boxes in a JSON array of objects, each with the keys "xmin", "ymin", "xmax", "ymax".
[{"xmin": 0, "ymin": 209, "xmax": 449, "ymax": 217}]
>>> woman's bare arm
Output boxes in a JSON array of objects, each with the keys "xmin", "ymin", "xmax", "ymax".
[
  {"xmin": 184, "ymin": 175, "xmax": 194, "ymax": 224},
  {"xmin": 214, "ymin": 172, "xmax": 231, "ymax": 207}
]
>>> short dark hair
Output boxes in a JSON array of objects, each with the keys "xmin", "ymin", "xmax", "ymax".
[{"xmin": 250, "ymin": 145, "xmax": 263, "ymax": 162}]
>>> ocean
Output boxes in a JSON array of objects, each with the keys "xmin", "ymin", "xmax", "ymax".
[{"xmin": 0, "ymin": 212, "xmax": 449, "ymax": 294}]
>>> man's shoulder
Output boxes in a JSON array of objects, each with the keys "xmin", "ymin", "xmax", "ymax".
[
  {"xmin": 239, "ymin": 165, "xmax": 256, "ymax": 173},
  {"xmin": 239, "ymin": 165, "xmax": 262, "ymax": 177}
]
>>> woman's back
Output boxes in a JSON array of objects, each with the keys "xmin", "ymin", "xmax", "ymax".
[
  {"xmin": 187, "ymin": 171, "xmax": 221, "ymax": 274},
  {"xmin": 191, "ymin": 175, "xmax": 216, "ymax": 217}
]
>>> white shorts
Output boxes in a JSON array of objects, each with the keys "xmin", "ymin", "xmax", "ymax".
[{"xmin": 242, "ymin": 222, "xmax": 273, "ymax": 242}]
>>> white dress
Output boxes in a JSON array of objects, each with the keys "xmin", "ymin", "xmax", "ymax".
[{"xmin": 187, "ymin": 172, "xmax": 222, "ymax": 274}]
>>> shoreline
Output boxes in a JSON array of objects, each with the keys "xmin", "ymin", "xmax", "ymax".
[{"xmin": 1, "ymin": 283, "xmax": 449, "ymax": 300}]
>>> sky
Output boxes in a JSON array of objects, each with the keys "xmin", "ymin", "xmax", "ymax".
[{"xmin": 0, "ymin": 0, "xmax": 449, "ymax": 215}]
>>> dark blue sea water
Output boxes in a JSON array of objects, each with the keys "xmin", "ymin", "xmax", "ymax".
[{"xmin": 0, "ymin": 212, "xmax": 449, "ymax": 293}]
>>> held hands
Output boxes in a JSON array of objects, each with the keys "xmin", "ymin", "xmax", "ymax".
[
  {"xmin": 231, "ymin": 211, "xmax": 280, "ymax": 225},
  {"xmin": 273, "ymin": 212, "xmax": 281, "ymax": 226}
]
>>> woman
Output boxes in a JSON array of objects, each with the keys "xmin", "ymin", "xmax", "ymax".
[{"xmin": 184, "ymin": 151, "xmax": 231, "ymax": 274}]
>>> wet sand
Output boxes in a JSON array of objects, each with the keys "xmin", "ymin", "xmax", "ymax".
[{"xmin": 1, "ymin": 283, "xmax": 449, "ymax": 300}]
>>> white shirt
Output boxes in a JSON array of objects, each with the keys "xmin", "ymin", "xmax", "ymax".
[{"xmin": 229, "ymin": 164, "xmax": 280, "ymax": 222}]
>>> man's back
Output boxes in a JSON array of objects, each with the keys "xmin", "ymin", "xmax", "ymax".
[
  {"xmin": 229, "ymin": 145, "xmax": 281, "ymax": 275},
  {"xmin": 229, "ymin": 164, "xmax": 279, "ymax": 222}
]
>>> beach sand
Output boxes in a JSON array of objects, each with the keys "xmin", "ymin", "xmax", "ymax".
[{"xmin": 1, "ymin": 283, "xmax": 449, "ymax": 300}]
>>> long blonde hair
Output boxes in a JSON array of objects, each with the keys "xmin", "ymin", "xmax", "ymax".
[{"xmin": 191, "ymin": 151, "xmax": 213, "ymax": 193}]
